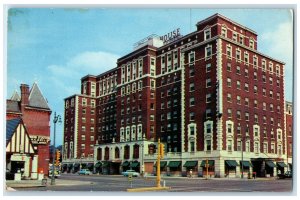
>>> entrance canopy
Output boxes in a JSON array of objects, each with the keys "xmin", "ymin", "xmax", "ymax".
[
  {"xmin": 266, "ymin": 161, "xmax": 276, "ymax": 168},
  {"xmin": 200, "ymin": 160, "xmax": 215, "ymax": 167},
  {"xmin": 130, "ymin": 162, "xmax": 140, "ymax": 168},
  {"xmin": 74, "ymin": 163, "xmax": 80, "ymax": 168},
  {"xmin": 167, "ymin": 161, "xmax": 181, "ymax": 168},
  {"xmin": 183, "ymin": 161, "xmax": 198, "ymax": 167},
  {"xmin": 240, "ymin": 161, "xmax": 252, "ymax": 167},
  {"xmin": 225, "ymin": 160, "xmax": 238, "ymax": 167},
  {"xmin": 122, "ymin": 161, "xmax": 130, "ymax": 167},
  {"xmin": 95, "ymin": 162, "xmax": 102, "ymax": 168},
  {"xmin": 277, "ymin": 162, "xmax": 287, "ymax": 168},
  {"xmin": 154, "ymin": 161, "xmax": 167, "ymax": 167}
]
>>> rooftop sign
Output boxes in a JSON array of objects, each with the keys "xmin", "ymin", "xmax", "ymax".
[{"xmin": 160, "ymin": 28, "xmax": 181, "ymax": 44}]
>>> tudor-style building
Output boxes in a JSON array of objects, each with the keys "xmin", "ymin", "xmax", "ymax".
[
  {"xmin": 6, "ymin": 83, "xmax": 52, "ymax": 177},
  {"xmin": 62, "ymin": 13, "xmax": 289, "ymax": 178}
]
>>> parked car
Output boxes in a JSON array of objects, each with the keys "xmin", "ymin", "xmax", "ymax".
[
  {"xmin": 278, "ymin": 171, "xmax": 292, "ymax": 179},
  {"xmin": 122, "ymin": 170, "xmax": 140, "ymax": 177},
  {"xmin": 78, "ymin": 169, "xmax": 92, "ymax": 175}
]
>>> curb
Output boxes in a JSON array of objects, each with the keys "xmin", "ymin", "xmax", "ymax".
[{"xmin": 127, "ymin": 187, "xmax": 171, "ymax": 192}]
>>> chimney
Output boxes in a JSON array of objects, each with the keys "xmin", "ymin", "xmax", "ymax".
[{"xmin": 20, "ymin": 84, "xmax": 30, "ymax": 110}]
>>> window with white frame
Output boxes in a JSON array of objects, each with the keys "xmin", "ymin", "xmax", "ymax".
[
  {"xmin": 236, "ymin": 49, "xmax": 241, "ymax": 61},
  {"xmin": 205, "ymin": 45, "xmax": 212, "ymax": 58},
  {"xmin": 206, "ymin": 63, "xmax": 211, "ymax": 72},
  {"xmin": 189, "ymin": 51, "xmax": 195, "ymax": 65},
  {"xmin": 221, "ymin": 26, "xmax": 227, "ymax": 37},
  {"xmin": 226, "ymin": 45, "xmax": 232, "ymax": 57},
  {"xmin": 204, "ymin": 29, "xmax": 211, "ymax": 40},
  {"xmin": 250, "ymin": 39, "xmax": 254, "ymax": 49}
]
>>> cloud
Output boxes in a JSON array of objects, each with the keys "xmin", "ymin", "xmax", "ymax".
[
  {"xmin": 260, "ymin": 21, "xmax": 293, "ymax": 101},
  {"xmin": 46, "ymin": 51, "xmax": 120, "ymax": 96}
]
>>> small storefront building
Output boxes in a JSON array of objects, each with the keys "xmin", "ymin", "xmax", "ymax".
[{"xmin": 6, "ymin": 118, "xmax": 38, "ymax": 180}]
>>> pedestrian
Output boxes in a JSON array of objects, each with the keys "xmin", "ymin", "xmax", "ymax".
[{"xmin": 189, "ymin": 169, "xmax": 193, "ymax": 178}]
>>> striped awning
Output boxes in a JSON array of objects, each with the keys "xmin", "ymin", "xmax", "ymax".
[
  {"xmin": 167, "ymin": 161, "xmax": 181, "ymax": 168},
  {"xmin": 183, "ymin": 161, "xmax": 198, "ymax": 167},
  {"xmin": 200, "ymin": 160, "xmax": 215, "ymax": 167},
  {"xmin": 266, "ymin": 161, "xmax": 276, "ymax": 168},
  {"xmin": 225, "ymin": 160, "xmax": 238, "ymax": 167}
]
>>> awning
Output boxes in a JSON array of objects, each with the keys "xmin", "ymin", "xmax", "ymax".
[
  {"xmin": 266, "ymin": 161, "xmax": 276, "ymax": 168},
  {"xmin": 225, "ymin": 160, "xmax": 238, "ymax": 167},
  {"xmin": 154, "ymin": 161, "xmax": 167, "ymax": 167},
  {"xmin": 130, "ymin": 162, "xmax": 140, "ymax": 168},
  {"xmin": 277, "ymin": 162, "xmax": 287, "ymax": 168},
  {"xmin": 94, "ymin": 162, "xmax": 102, "ymax": 168},
  {"xmin": 87, "ymin": 163, "xmax": 94, "ymax": 168},
  {"xmin": 200, "ymin": 160, "xmax": 215, "ymax": 167},
  {"xmin": 240, "ymin": 161, "xmax": 252, "ymax": 167},
  {"xmin": 102, "ymin": 162, "xmax": 109, "ymax": 167},
  {"xmin": 167, "ymin": 161, "xmax": 181, "ymax": 168},
  {"xmin": 122, "ymin": 161, "xmax": 130, "ymax": 167},
  {"xmin": 68, "ymin": 164, "xmax": 73, "ymax": 168},
  {"xmin": 183, "ymin": 161, "xmax": 198, "ymax": 167},
  {"xmin": 81, "ymin": 163, "xmax": 87, "ymax": 168},
  {"xmin": 74, "ymin": 163, "xmax": 80, "ymax": 168},
  {"xmin": 62, "ymin": 164, "xmax": 68, "ymax": 169}
]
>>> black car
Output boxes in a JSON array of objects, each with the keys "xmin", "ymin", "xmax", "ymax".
[{"xmin": 278, "ymin": 171, "xmax": 292, "ymax": 179}]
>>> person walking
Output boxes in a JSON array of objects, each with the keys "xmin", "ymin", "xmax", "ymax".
[{"xmin": 189, "ymin": 169, "xmax": 193, "ymax": 178}]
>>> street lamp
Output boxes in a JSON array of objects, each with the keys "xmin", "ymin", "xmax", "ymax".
[
  {"xmin": 51, "ymin": 112, "xmax": 62, "ymax": 185},
  {"xmin": 241, "ymin": 133, "xmax": 249, "ymax": 179}
]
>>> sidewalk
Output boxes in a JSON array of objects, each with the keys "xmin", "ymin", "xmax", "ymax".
[
  {"xmin": 6, "ymin": 178, "xmax": 91, "ymax": 190},
  {"xmin": 143, "ymin": 175, "xmax": 278, "ymax": 181}
]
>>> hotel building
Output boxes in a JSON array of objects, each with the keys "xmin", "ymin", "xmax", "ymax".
[{"xmin": 62, "ymin": 13, "xmax": 289, "ymax": 178}]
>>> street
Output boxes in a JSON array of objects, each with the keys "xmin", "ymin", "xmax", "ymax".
[{"xmin": 12, "ymin": 173, "xmax": 293, "ymax": 193}]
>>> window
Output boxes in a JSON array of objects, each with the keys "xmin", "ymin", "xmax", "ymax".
[
  {"xmin": 227, "ymin": 77, "xmax": 232, "ymax": 87},
  {"xmin": 206, "ymin": 63, "xmax": 211, "ymax": 72},
  {"xmin": 227, "ymin": 124, "xmax": 233, "ymax": 134},
  {"xmin": 254, "ymin": 100, "xmax": 258, "ymax": 108},
  {"xmin": 206, "ymin": 109, "xmax": 212, "ymax": 118},
  {"xmin": 190, "ymin": 112, "xmax": 195, "ymax": 121},
  {"xmin": 227, "ymin": 108, "xmax": 232, "ymax": 118},
  {"xmin": 227, "ymin": 140, "xmax": 233, "ymax": 151},
  {"xmin": 269, "ymin": 62, "xmax": 273, "ymax": 73},
  {"xmin": 206, "ymin": 78, "xmax": 212, "ymax": 88},
  {"xmin": 206, "ymin": 124, "xmax": 212, "ymax": 134},
  {"xmin": 233, "ymin": 32, "xmax": 237, "ymax": 42},
  {"xmin": 244, "ymin": 83, "xmax": 249, "ymax": 92},
  {"xmin": 237, "ymin": 95, "xmax": 241, "ymax": 104},
  {"xmin": 81, "ymin": 135, "xmax": 86, "ymax": 141},
  {"xmin": 236, "ymin": 49, "xmax": 241, "ymax": 61},
  {"xmin": 250, "ymin": 40, "xmax": 254, "ymax": 49},
  {"xmin": 254, "ymin": 85, "xmax": 258, "ymax": 94},
  {"xmin": 254, "ymin": 71, "xmax": 257, "ymax": 80},
  {"xmin": 263, "ymin": 116, "xmax": 267, "ymax": 124},
  {"xmin": 254, "ymin": 142, "xmax": 259, "ymax": 153},
  {"xmin": 276, "ymin": 65, "xmax": 280, "ymax": 76},
  {"xmin": 190, "ymin": 83, "xmax": 195, "ymax": 91},
  {"xmin": 245, "ymin": 112, "xmax": 249, "ymax": 121},
  {"xmin": 239, "ymin": 35, "xmax": 244, "ymax": 45},
  {"xmin": 205, "ymin": 45, "xmax": 212, "ymax": 58},
  {"xmin": 236, "ymin": 66, "xmax": 241, "ymax": 74},
  {"xmin": 227, "ymin": 93, "xmax": 232, "ymax": 102},
  {"xmin": 263, "ymin": 143, "xmax": 268, "ymax": 153},
  {"xmin": 237, "ymin": 80, "xmax": 241, "ymax": 89},
  {"xmin": 270, "ymin": 104, "xmax": 274, "ymax": 112},
  {"xmin": 262, "ymin": 60, "xmax": 266, "ymax": 71},
  {"xmin": 254, "ymin": 127, "xmax": 259, "ymax": 137},
  {"xmin": 221, "ymin": 27, "xmax": 227, "ymax": 37},
  {"xmin": 237, "ymin": 141, "xmax": 241, "ymax": 151},
  {"xmin": 263, "ymin": 88, "xmax": 266, "ymax": 96},
  {"xmin": 190, "ymin": 126, "xmax": 195, "ymax": 135},
  {"xmin": 227, "ymin": 63, "xmax": 231, "ymax": 71},
  {"xmin": 245, "ymin": 98, "xmax": 249, "ymax": 107},
  {"xmin": 189, "ymin": 67, "xmax": 195, "ymax": 77},
  {"xmin": 190, "ymin": 97, "xmax": 195, "ymax": 106},
  {"xmin": 150, "ymin": 115, "xmax": 154, "ymax": 121},
  {"xmin": 204, "ymin": 29, "xmax": 211, "ymax": 40},
  {"xmin": 226, "ymin": 45, "xmax": 232, "ymax": 58},
  {"xmin": 270, "ymin": 90, "xmax": 273, "ymax": 98},
  {"xmin": 206, "ymin": 140, "xmax": 211, "ymax": 151},
  {"xmin": 269, "ymin": 77, "xmax": 273, "ymax": 85},
  {"xmin": 237, "ymin": 110, "xmax": 241, "ymax": 119},
  {"xmin": 253, "ymin": 56, "xmax": 258, "ymax": 67},
  {"xmin": 244, "ymin": 52, "xmax": 249, "ymax": 64},
  {"xmin": 189, "ymin": 51, "xmax": 195, "ymax": 65},
  {"xmin": 245, "ymin": 69, "xmax": 248, "ymax": 77}
]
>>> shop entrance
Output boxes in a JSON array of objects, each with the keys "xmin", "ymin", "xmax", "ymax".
[
  {"xmin": 251, "ymin": 159, "xmax": 264, "ymax": 177},
  {"xmin": 11, "ymin": 161, "xmax": 25, "ymax": 174}
]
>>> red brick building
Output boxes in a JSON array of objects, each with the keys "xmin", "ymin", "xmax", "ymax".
[
  {"xmin": 285, "ymin": 101, "xmax": 293, "ymax": 171},
  {"xmin": 62, "ymin": 13, "xmax": 289, "ymax": 178},
  {"xmin": 6, "ymin": 83, "xmax": 51, "ymax": 178}
]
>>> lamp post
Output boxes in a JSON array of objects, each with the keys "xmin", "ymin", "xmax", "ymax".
[
  {"xmin": 51, "ymin": 112, "xmax": 62, "ymax": 185},
  {"xmin": 241, "ymin": 134, "xmax": 249, "ymax": 179}
]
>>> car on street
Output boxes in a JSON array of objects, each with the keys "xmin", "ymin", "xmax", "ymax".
[
  {"xmin": 278, "ymin": 171, "xmax": 292, "ymax": 179},
  {"xmin": 78, "ymin": 169, "xmax": 92, "ymax": 175},
  {"xmin": 122, "ymin": 170, "xmax": 140, "ymax": 177}
]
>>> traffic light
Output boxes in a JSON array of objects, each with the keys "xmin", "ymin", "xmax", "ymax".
[
  {"xmin": 160, "ymin": 143, "xmax": 165, "ymax": 159},
  {"xmin": 55, "ymin": 150, "xmax": 61, "ymax": 166}
]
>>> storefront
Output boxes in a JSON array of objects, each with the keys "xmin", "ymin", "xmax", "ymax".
[
  {"xmin": 6, "ymin": 118, "xmax": 38, "ymax": 180},
  {"xmin": 183, "ymin": 161, "xmax": 198, "ymax": 177},
  {"xmin": 225, "ymin": 160, "xmax": 238, "ymax": 178},
  {"xmin": 167, "ymin": 161, "xmax": 181, "ymax": 176},
  {"xmin": 200, "ymin": 160, "xmax": 215, "ymax": 177}
]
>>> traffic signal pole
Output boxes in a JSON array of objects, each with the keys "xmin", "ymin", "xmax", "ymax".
[{"xmin": 156, "ymin": 139, "xmax": 161, "ymax": 187}]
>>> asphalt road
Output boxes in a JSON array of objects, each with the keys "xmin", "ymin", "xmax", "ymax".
[{"xmin": 15, "ymin": 173, "xmax": 293, "ymax": 193}]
